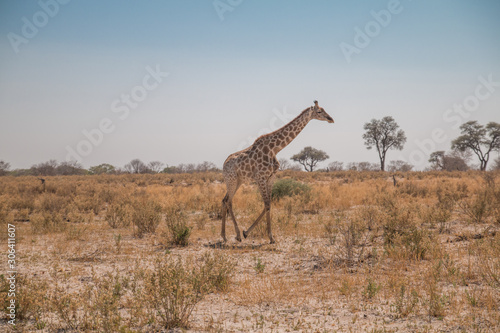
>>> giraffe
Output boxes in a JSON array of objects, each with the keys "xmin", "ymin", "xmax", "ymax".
[{"xmin": 221, "ymin": 100, "xmax": 334, "ymax": 244}]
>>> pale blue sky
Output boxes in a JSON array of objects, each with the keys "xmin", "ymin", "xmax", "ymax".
[{"xmin": 1, "ymin": 0, "xmax": 499, "ymax": 170}]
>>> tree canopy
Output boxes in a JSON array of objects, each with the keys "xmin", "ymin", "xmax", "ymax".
[
  {"xmin": 451, "ymin": 121, "xmax": 500, "ymax": 171},
  {"xmin": 291, "ymin": 146, "xmax": 329, "ymax": 172},
  {"xmin": 363, "ymin": 116, "xmax": 406, "ymax": 171}
]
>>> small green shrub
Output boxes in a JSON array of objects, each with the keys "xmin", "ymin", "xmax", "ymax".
[
  {"xmin": 271, "ymin": 178, "xmax": 310, "ymax": 200},
  {"xmin": 254, "ymin": 258, "xmax": 265, "ymax": 274},
  {"xmin": 394, "ymin": 283, "xmax": 419, "ymax": 318},
  {"xmin": 362, "ymin": 278, "xmax": 380, "ymax": 300}
]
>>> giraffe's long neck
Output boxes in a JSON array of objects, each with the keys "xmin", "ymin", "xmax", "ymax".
[{"xmin": 267, "ymin": 108, "xmax": 312, "ymax": 154}]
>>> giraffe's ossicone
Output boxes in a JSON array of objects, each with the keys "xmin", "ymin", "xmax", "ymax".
[{"xmin": 221, "ymin": 100, "xmax": 334, "ymax": 244}]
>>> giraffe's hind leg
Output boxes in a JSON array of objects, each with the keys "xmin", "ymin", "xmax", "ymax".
[{"xmin": 221, "ymin": 179, "xmax": 242, "ymax": 242}]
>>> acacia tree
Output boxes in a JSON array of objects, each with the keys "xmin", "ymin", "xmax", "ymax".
[
  {"xmin": 363, "ymin": 116, "xmax": 406, "ymax": 171},
  {"xmin": 429, "ymin": 151, "xmax": 468, "ymax": 171},
  {"xmin": 291, "ymin": 146, "xmax": 329, "ymax": 172},
  {"xmin": 0, "ymin": 161, "xmax": 10, "ymax": 176},
  {"xmin": 451, "ymin": 121, "xmax": 500, "ymax": 171},
  {"xmin": 89, "ymin": 163, "xmax": 116, "ymax": 175}
]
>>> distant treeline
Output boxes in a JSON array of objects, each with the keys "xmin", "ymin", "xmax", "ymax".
[
  {"xmin": 1, "ymin": 155, "xmax": 499, "ymax": 177},
  {"xmin": 0, "ymin": 159, "xmax": 220, "ymax": 177}
]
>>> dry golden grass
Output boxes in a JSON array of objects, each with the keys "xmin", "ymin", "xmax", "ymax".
[{"xmin": 1, "ymin": 170, "xmax": 499, "ymax": 332}]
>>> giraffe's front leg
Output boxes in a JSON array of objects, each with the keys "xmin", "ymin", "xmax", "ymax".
[{"xmin": 221, "ymin": 196, "xmax": 228, "ymax": 242}]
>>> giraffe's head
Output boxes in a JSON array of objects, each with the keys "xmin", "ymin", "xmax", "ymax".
[{"xmin": 310, "ymin": 100, "xmax": 334, "ymax": 123}]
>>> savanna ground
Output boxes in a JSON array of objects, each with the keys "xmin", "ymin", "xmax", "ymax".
[{"xmin": 1, "ymin": 171, "xmax": 499, "ymax": 332}]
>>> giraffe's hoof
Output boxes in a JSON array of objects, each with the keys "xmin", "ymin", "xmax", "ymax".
[
  {"xmin": 269, "ymin": 238, "xmax": 276, "ymax": 244},
  {"xmin": 243, "ymin": 231, "xmax": 248, "ymax": 239},
  {"xmin": 236, "ymin": 236, "xmax": 242, "ymax": 242}
]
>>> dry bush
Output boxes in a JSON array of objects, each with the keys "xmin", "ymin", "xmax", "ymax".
[
  {"xmin": 470, "ymin": 236, "xmax": 500, "ymax": 288},
  {"xmin": 142, "ymin": 253, "xmax": 235, "ymax": 329},
  {"xmin": 9, "ymin": 193, "xmax": 35, "ymax": 215},
  {"xmin": 50, "ymin": 270, "xmax": 126, "ymax": 331},
  {"xmin": 379, "ymin": 194, "xmax": 435, "ymax": 260},
  {"xmin": 131, "ymin": 199, "xmax": 162, "ymax": 238},
  {"xmin": 423, "ymin": 186, "xmax": 458, "ymax": 232},
  {"xmin": 165, "ymin": 204, "xmax": 191, "ymax": 246},
  {"xmin": 0, "ymin": 274, "xmax": 48, "ymax": 326},
  {"xmin": 0, "ymin": 201, "xmax": 13, "ymax": 240},
  {"xmin": 396, "ymin": 181, "xmax": 429, "ymax": 198},
  {"xmin": 30, "ymin": 212, "xmax": 66, "ymax": 234},
  {"xmin": 73, "ymin": 193, "xmax": 103, "ymax": 215},
  {"xmin": 328, "ymin": 211, "xmax": 371, "ymax": 266},
  {"xmin": 458, "ymin": 189, "xmax": 491, "ymax": 224},
  {"xmin": 105, "ymin": 203, "xmax": 132, "ymax": 229}
]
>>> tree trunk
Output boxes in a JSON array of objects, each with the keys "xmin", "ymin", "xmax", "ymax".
[
  {"xmin": 380, "ymin": 156, "xmax": 385, "ymax": 171},
  {"xmin": 480, "ymin": 159, "xmax": 487, "ymax": 171}
]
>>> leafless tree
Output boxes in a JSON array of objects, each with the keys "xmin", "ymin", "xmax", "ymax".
[
  {"xmin": 278, "ymin": 158, "xmax": 291, "ymax": 171},
  {"xmin": 328, "ymin": 161, "xmax": 344, "ymax": 171},
  {"xmin": 31, "ymin": 160, "xmax": 58, "ymax": 176},
  {"xmin": 388, "ymin": 160, "xmax": 414, "ymax": 172},
  {"xmin": 148, "ymin": 161, "xmax": 164, "ymax": 173},
  {"xmin": 57, "ymin": 161, "xmax": 86, "ymax": 175},
  {"xmin": 196, "ymin": 161, "xmax": 218, "ymax": 172},
  {"xmin": 124, "ymin": 159, "xmax": 147, "ymax": 174}
]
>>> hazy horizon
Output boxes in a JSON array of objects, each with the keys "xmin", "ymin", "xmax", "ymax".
[{"xmin": 1, "ymin": 0, "xmax": 500, "ymax": 170}]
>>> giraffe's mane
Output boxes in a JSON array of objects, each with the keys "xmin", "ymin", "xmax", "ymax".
[{"xmin": 253, "ymin": 107, "xmax": 311, "ymax": 144}]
